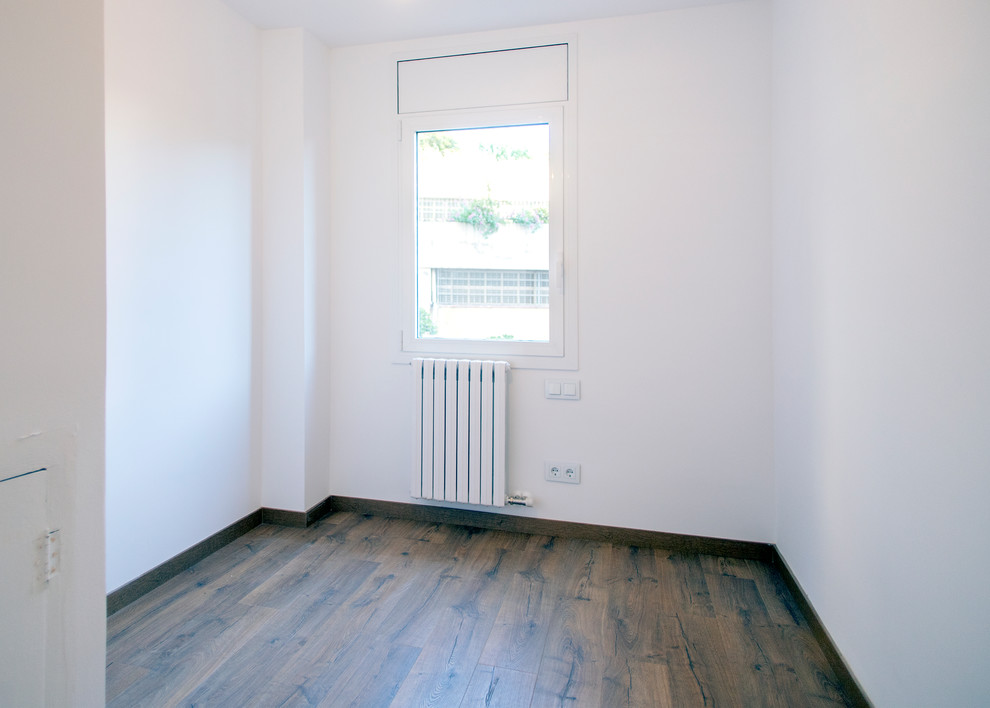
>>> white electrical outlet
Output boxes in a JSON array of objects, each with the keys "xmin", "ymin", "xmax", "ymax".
[{"xmin": 545, "ymin": 461, "xmax": 581, "ymax": 484}]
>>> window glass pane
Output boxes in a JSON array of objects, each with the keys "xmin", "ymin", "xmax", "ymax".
[
  {"xmin": 416, "ymin": 124, "xmax": 550, "ymax": 342},
  {"xmin": 434, "ymin": 269, "xmax": 550, "ymax": 309}
]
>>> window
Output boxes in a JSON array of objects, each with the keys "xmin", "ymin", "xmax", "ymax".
[
  {"xmin": 415, "ymin": 120, "xmax": 552, "ymax": 343},
  {"xmin": 397, "ymin": 42, "xmax": 577, "ymax": 368}
]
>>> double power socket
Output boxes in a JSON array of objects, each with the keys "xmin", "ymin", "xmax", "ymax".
[{"xmin": 545, "ymin": 461, "xmax": 581, "ymax": 484}]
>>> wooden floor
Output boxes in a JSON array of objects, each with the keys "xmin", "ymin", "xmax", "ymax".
[{"xmin": 107, "ymin": 512, "xmax": 851, "ymax": 707}]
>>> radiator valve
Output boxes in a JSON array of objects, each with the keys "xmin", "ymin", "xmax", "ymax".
[{"xmin": 506, "ymin": 491, "xmax": 533, "ymax": 507}]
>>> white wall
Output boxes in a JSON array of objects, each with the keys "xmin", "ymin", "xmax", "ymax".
[
  {"xmin": 327, "ymin": 1, "xmax": 774, "ymax": 541},
  {"xmin": 0, "ymin": 1, "xmax": 107, "ymax": 703},
  {"xmin": 260, "ymin": 29, "xmax": 333, "ymax": 513},
  {"xmin": 260, "ymin": 29, "xmax": 307, "ymax": 511},
  {"xmin": 105, "ymin": 0, "xmax": 262, "ymax": 591},
  {"xmin": 773, "ymin": 1, "xmax": 990, "ymax": 705},
  {"xmin": 302, "ymin": 34, "xmax": 334, "ymax": 512}
]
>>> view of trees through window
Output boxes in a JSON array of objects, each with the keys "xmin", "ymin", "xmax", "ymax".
[{"xmin": 415, "ymin": 123, "xmax": 550, "ymax": 342}]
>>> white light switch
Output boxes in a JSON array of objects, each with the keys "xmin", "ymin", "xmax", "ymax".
[{"xmin": 545, "ymin": 379, "xmax": 580, "ymax": 400}]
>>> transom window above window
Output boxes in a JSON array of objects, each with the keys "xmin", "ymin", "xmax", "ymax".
[{"xmin": 396, "ymin": 41, "xmax": 577, "ymax": 368}]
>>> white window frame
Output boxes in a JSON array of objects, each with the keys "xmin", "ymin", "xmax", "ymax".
[{"xmin": 397, "ymin": 103, "xmax": 578, "ymax": 369}]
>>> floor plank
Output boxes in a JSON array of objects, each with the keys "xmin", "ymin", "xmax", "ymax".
[
  {"xmin": 656, "ymin": 552, "xmax": 716, "ymax": 618},
  {"xmin": 324, "ymin": 642, "xmax": 421, "ymax": 707},
  {"xmin": 480, "ymin": 573, "xmax": 552, "ymax": 668},
  {"xmin": 601, "ymin": 657, "xmax": 675, "ymax": 708},
  {"xmin": 104, "ymin": 660, "xmax": 149, "ymax": 704},
  {"xmin": 177, "ymin": 559, "xmax": 378, "ymax": 706},
  {"xmin": 530, "ymin": 595, "xmax": 608, "ymax": 707},
  {"xmin": 460, "ymin": 665, "xmax": 538, "ymax": 708},
  {"xmin": 661, "ymin": 613, "xmax": 734, "ymax": 707}
]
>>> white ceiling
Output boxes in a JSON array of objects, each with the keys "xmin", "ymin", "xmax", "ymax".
[{"xmin": 221, "ymin": 0, "xmax": 736, "ymax": 48}]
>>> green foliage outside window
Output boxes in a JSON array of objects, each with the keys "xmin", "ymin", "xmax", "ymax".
[
  {"xmin": 421, "ymin": 134, "xmax": 459, "ymax": 156},
  {"xmin": 452, "ymin": 187, "xmax": 548, "ymax": 237},
  {"xmin": 507, "ymin": 206, "xmax": 549, "ymax": 232},
  {"xmin": 480, "ymin": 143, "xmax": 531, "ymax": 161},
  {"xmin": 419, "ymin": 307, "xmax": 438, "ymax": 336},
  {"xmin": 453, "ymin": 194, "xmax": 504, "ymax": 237}
]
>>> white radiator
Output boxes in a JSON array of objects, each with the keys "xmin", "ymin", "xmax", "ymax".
[{"xmin": 412, "ymin": 358, "xmax": 509, "ymax": 507}]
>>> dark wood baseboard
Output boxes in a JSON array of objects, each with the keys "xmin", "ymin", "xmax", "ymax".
[
  {"xmin": 262, "ymin": 497, "xmax": 335, "ymax": 527},
  {"xmin": 770, "ymin": 548, "xmax": 872, "ymax": 707},
  {"xmin": 305, "ymin": 495, "xmax": 334, "ymax": 525},
  {"xmin": 328, "ymin": 496, "xmax": 775, "ymax": 562},
  {"xmin": 107, "ymin": 509, "xmax": 263, "ymax": 616},
  {"xmin": 261, "ymin": 507, "xmax": 305, "ymax": 527}
]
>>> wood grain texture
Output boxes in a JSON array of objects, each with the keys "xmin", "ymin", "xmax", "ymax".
[
  {"xmin": 461, "ymin": 665, "xmax": 538, "ymax": 707},
  {"xmin": 107, "ymin": 513, "xmax": 858, "ymax": 707}
]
